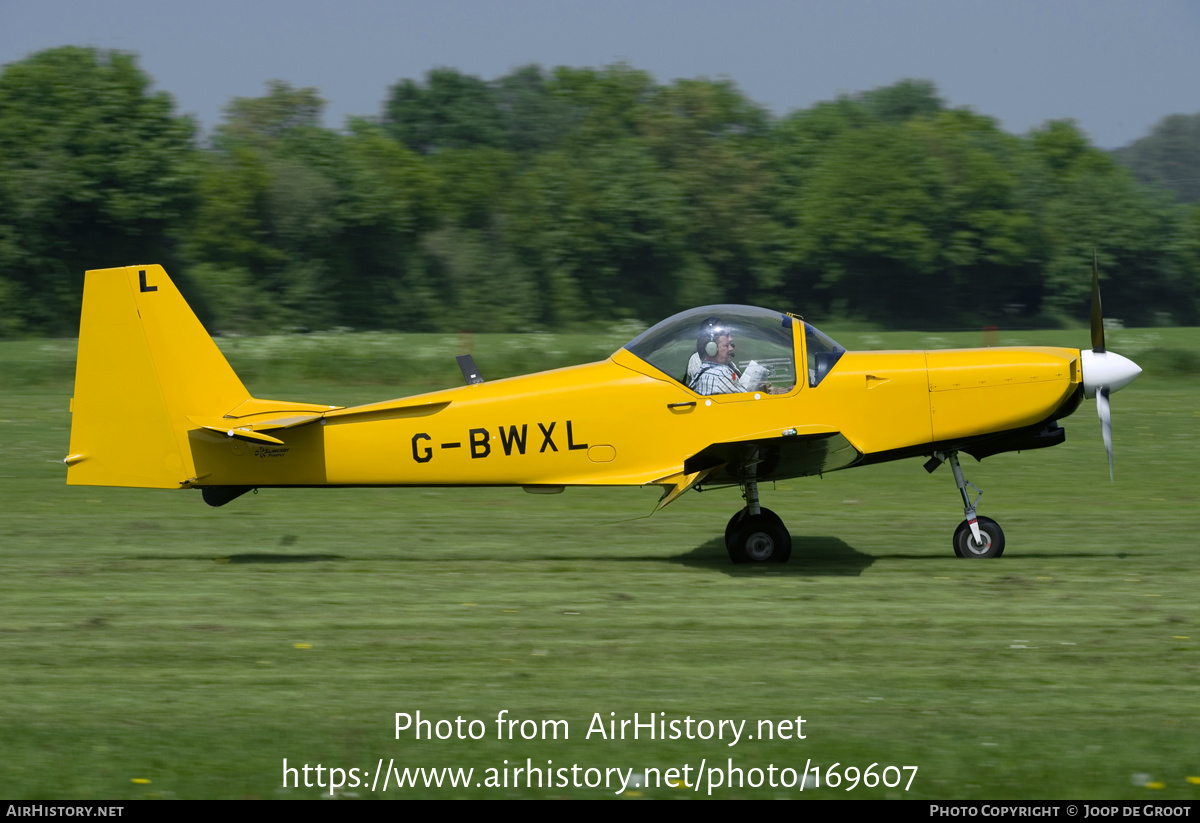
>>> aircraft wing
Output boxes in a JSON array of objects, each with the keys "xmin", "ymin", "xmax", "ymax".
[{"xmin": 683, "ymin": 430, "xmax": 862, "ymax": 484}]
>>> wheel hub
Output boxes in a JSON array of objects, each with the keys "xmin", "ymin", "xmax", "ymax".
[
  {"xmin": 963, "ymin": 533, "xmax": 992, "ymax": 556},
  {"xmin": 745, "ymin": 531, "xmax": 774, "ymax": 561}
]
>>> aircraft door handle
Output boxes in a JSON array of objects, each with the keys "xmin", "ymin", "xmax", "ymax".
[{"xmin": 667, "ymin": 402, "xmax": 697, "ymax": 410}]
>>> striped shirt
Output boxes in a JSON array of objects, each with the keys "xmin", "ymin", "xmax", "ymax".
[{"xmin": 687, "ymin": 356, "xmax": 741, "ymax": 395}]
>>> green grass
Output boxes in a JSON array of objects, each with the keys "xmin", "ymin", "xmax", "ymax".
[{"xmin": 2, "ymin": 328, "xmax": 1199, "ymax": 798}]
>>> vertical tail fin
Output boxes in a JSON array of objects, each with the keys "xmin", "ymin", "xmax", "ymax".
[{"xmin": 66, "ymin": 265, "xmax": 250, "ymax": 488}]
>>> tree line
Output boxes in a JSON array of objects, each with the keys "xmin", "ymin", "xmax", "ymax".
[{"xmin": 1, "ymin": 46, "xmax": 1197, "ymax": 337}]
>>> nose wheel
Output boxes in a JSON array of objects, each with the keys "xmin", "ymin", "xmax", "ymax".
[
  {"xmin": 928, "ymin": 450, "xmax": 1006, "ymax": 558},
  {"xmin": 953, "ymin": 515, "xmax": 1005, "ymax": 558}
]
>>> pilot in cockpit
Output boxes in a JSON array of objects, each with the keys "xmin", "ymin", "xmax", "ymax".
[
  {"xmin": 686, "ymin": 317, "xmax": 791, "ymax": 395},
  {"xmin": 685, "ymin": 317, "xmax": 771, "ymax": 395},
  {"xmin": 686, "ymin": 318, "xmax": 739, "ymax": 394}
]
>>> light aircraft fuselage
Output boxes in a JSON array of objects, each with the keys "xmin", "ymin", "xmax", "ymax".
[{"xmin": 65, "ymin": 265, "xmax": 1139, "ymax": 562}]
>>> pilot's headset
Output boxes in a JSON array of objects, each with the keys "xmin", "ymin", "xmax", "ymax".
[{"xmin": 697, "ymin": 317, "xmax": 729, "ymax": 358}]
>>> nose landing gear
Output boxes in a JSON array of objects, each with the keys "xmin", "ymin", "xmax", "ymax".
[{"xmin": 927, "ymin": 450, "xmax": 1006, "ymax": 558}]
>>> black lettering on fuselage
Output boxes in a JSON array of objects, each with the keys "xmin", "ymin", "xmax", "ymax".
[
  {"xmin": 412, "ymin": 433, "xmax": 432, "ymax": 463},
  {"xmin": 499, "ymin": 424, "xmax": 528, "ymax": 456},
  {"xmin": 469, "ymin": 428, "xmax": 491, "ymax": 458},
  {"xmin": 538, "ymin": 422, "xmax": 557, "ymax": 453},
  {"xmin": 139, "ymin": 270, "xmax": 157, "ymax": 292},
  {"xmin": 412, "ymin": 422, "xmax": 585, "ymax": 463},
  {"xmin": 567, "ymin": 420, "xmax": 587, "ymax": 451}
]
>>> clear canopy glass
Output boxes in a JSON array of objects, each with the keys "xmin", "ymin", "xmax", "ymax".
[
  {"xmin": 623, "ymin": 306, "xmax": 848, "ymax": 392},
  {"xmin": 803, "ymin": 322, "xmax": 846, "ymax": 387},
  {"xmin": 623, "ymin": 305, "xmax": 798, "ymax": 393}
]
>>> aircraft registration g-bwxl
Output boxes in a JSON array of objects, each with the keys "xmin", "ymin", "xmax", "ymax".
[{"xmin": 65, "ymin": 263, "xmax": 1141, "ymax": 563}]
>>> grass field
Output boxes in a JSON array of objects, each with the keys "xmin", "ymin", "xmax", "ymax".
[{"xmin": 1, "ymin": 326, "xmax": 1198, "ymax": 799}]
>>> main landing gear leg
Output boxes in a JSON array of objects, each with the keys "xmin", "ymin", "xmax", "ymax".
[
  {"xmin": 928, "ymin": 450, "xmax": 1005, "ymax": 558},
  {"xmin": 724, "ymin": 451, "xmax": 792, "ymax": 564}
]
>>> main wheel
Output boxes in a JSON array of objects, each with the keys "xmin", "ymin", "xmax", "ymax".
[
  {"xmin": 953, "ymin": 515, "xmax": 1005, "ymax": 558},
  {"xmin": 727, "ymin": 511, "xmax": 792, "ymax": 564},
  {"xmin": 725, "ymin": 507, "xmax": 784, "ymax": 552},
  {"xmin": 724, "ymin": 510, "xmax": 744, "ymax": 551}
]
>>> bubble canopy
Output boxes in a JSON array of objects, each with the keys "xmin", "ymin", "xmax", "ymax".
[
  {"xmin": 622, "ymin": 305, "xmax": 848, "ymax": 392},
  {"xmin": 623, "ymin": 305, "xmax": 799, "ymax": 392}
]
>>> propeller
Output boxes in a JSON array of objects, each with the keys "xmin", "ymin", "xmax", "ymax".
[{"xmin": 1079, "ymin": 251, "xmax": 1141, "ymax": 479}]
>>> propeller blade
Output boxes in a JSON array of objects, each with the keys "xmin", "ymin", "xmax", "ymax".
[
  {"xmin": 1091, "ymin": 250, "xmax": 1105, "ymax": 353},
  {"xmin": 1082, "ymin": 252, "xmax": 1139, "ymax": 480},
  {"xmin": 1097, "ymin": 386, "xmax": 1113, "ymax": 481}
]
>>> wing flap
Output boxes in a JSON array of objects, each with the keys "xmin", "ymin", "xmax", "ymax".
[{"xmin": 652, "ymin": 467, "xmax": 719, "ymax": 511}]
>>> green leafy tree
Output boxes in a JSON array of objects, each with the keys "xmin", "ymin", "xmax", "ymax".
[
  {"xmin": 417, "ymin": 146, "xmax": 541, "ymax": 331},
  {"xmin": 1113, "ymin": 112, "xmax": 1200, "ymax": 204},
  {"xmin": 905, "ymin": 110, "xmax": 1034, "ymax": 319},
  {"xmin": 1025, "ymin": 120, "xmax": 1182, "ymax": 325},
  {"xmin": 858, "ymin": 78, "xmax": 945, "ymax": 123},
  {"xmin": 0, "ymin": 47, "xmax": 197, "ymax": 334},
  {"xmin": 191, "ymin": 85, "xmax": 443, "ymax": 333},
  {"xmin": 384, "ymin": 65, "xmax": 576, "ymax": 158},
  {"xmin": 779, "ymin": 97, "xmax": 1034, "ymax": 326},
  {"xmin": 548, "ymin": 64, "xmax": 657, "ymax": 147},
  {"xmin": 788, "ymin": 119, "xmax": 945, "ymax": 323},
  {"xmin": 384, "ymin": 68, "xmax": 504, "ymax": 155},
  {"xmin": 493, "ymin": 65, "xmax": 575, "ymax": 155},
  {"xmin": 506, "ymin": 139, "xmax": 691, "ymax": 325},
  {"xmin": 1175, "ymin": 203, "xmax": 1200, "ymax": 323},
  {"xmin": 185, "ymin": 82, "xmax": 343, "ymax": 332},
  {"xmin": 336, "ymin": 121, "xmax": 439, "ymax": 329},
  {"xmin": 769, "ymin": 87, "xmax": 929, "ymax": 316},
  {"xmin": 637, "ymin": 78, "xmax": 780, "ymax": 306}
]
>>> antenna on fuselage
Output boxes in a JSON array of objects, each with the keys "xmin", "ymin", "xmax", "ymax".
[{"xmin": 456, "ymin": 354, "xmax": 485, "ymax": 385}]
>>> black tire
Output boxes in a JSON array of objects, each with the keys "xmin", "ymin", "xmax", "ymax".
[
  {"xmin": 728, "ymin": 511, "xmax": 792, "ymax": 564},
  {"xmin": 953, "ymin": 516, "xmax": 1005, "ymax": 558},
  {"xmin": 725, "ymin": 509, "xmax": 745, "ymax": 552},
  {"xmin": 724, "ymin": 507, "xmax": 784, "ymax": 552}
]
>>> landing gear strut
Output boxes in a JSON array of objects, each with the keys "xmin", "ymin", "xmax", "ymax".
[
  {"xmin": 928, "ymin": 450, "xmax": 1005, "ymax": 558},
  {"xmin": 724, "ymin": 452, "xmax": 792, "ymax": 564}
]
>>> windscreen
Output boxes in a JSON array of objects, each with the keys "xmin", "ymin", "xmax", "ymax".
[{"xmin": 805, "ymin": 322, "xmax": 846, "ymax": 387}]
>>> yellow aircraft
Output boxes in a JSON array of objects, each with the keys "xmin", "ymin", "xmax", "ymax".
[{"xmin": 65, "ymin": 263, "xmax": 1140, "ymax": 562}]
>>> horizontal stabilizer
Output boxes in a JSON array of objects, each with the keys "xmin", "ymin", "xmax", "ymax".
[
  {"xmin": 187, "ymin": 398, "xmax": 453, "ymax": 445},
  {"xmin": 237, "ymin": 413, "xmax": 325, "ymax": 431},
  {"xmin": 223, "ymin": 398, "xmax": 341, "ymax": 418},
  {"xmin": 322, "ymin": 399, "xmax": 451, "ymax": 426},
  {"xmin": 187, "ymin": 417, "xmax": 287, "ymax": 445}
]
